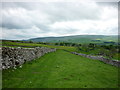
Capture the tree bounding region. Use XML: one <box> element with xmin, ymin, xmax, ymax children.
<box><xmin>29</xmin><ymin>40</ymin><xmax>33</xmax><ymax>43</ymax></box>
<box><xmin>55</xmin><ymin>43</ymin><xmax>59</xmax><ymax>46</ymax></box>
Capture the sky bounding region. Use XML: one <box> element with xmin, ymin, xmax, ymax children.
<box><xmin>0</xmin><ymin>1</ymin><xmax>118</xmax><ymax>40</ymax></box>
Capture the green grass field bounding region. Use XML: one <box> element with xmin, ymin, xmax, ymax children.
<box><xmin>76</xmin><ymin>48</ymin><xmax>120</xmax><ymax>60</ymax></box>
<box><xmin>2</xmin><ymin>41</ymin><xmax>77</xmax><ymax>52</ymax></box>
<box><xmin>2</xmin><ymin>50</ymin><xmax>118</xmax><ymax>88</ymax></box>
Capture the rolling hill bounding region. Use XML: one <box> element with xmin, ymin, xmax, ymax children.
<box><xmin>27</xmin><ymin>35</ymin><xmax>118</xmax><ymax>44</ymax></box>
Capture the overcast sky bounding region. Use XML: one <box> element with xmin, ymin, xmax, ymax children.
<box><xmin>0</xmin><ymin>1</ymin><xmax>118</xmax><ymax>40</ymax></box>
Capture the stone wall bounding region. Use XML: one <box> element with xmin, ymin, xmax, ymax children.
<box><xmin>71</xmin><ymin>52</ymin><xmax>120</xmax><ymax>67</ymax></box>
<box><xmin>0</xmin><ymin>47</ymin><xmax>56</xmax><ymax>70</ymax></box>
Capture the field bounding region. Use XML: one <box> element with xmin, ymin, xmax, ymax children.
<box><xmin>1</xmin><ymin>1</ymin><xmax>119</xmax><ymax>89</ymax></box>
<box><xmin>2</xmin><ymin>50</ymin><xmax>118</xmax><ymax>88</ymax></box>
<box><xmin>76</xmin><ymin>46</ymin><xmax>120</xmax><ymax>60</ymax></box>
<box><xmin>2</xmin><ymin>40</ymin><xmax>119</xmax><ymax>88</ymax></box>
<box><xmin>2</xmin><ymin>41</ymin><xmax>77</xmax><ymax>52</ymax></box>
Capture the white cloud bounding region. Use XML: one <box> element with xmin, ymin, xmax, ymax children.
<box><xmin>0</xmin><ymin>1</ymin><xmax>118</xmax><ymax>40</ymax></box>
<box><xmin>49</xmin><ymin>19</ymin><xmax>118</xmax><ymax>35</ymax></box>
<box><xmin>101</xmin><ymin>6</ymin><xmax>118</xmax><ymax>20</ymax></box>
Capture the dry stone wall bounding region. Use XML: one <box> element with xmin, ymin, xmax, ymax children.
<box><xmin>72</xmin><ymin>52</ymin><xmax>120</xmax><ymax>67</ymax></box>
<box><xmin>0</xmin><ymin>47</ymin><xmax>56</xmax><ymax>70</ymax></box>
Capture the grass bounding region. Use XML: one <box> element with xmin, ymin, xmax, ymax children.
<box><xmin>2</xmin><ymin>41</ymin><xmax>120</xmax><ymax>60</ymax></box>
<box><xmin>76</xmin><ymin>48</ymin><xmax>120</xmax><ymax>60</ymax></box>
<box><xmin>2</xmin><ymin>41</ymin><xmax>77</xmax><ymax>52</ymax></box>
<box><xmin>2</xmin><ymin>50</ymin><xmax>118</xmax><ymax>88</ymax></box>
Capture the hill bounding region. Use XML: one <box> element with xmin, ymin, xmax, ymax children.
<box><xmin>27</xmin><ymin>35</ymin><xmax>118</xmax><ymax>44</ymax></box>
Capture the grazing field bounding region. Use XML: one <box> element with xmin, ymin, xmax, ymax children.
<box><xmin>2</xmin><ymin>50</ymin><xmax>118</xmax><ymax>88</ymax></box>
<box><xmin>76</xmin><ymin>47</ymin><xmax>120</xmax><ymax>60</ymax></box>
<box><xmin>2</xmin><ymin>41</ymin><xmax>77</xmax><ymax>52</ymax></box>
<box><xmin>1</xmin><ymin>1</ymin><xmax>119</xmax><ymax>89</ymax></box>
<box><xmin>2</xmin><ymin>40</ymin><xmax>120</xmax><ymax>60</ymax></box>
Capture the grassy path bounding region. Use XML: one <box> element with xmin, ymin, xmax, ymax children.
<box><xmin>2</xmin><ymin>50</ymin><xmax>118</xmax><ymax>88</ymax></box>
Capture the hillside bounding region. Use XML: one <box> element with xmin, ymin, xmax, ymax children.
<box><xmin>27</xmin><ymin>35</ymin><xmax>118</xmax><ymax>44</ymax></box>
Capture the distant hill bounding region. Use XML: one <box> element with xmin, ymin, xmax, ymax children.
<box><xmin>27</xmin><ymin>35</ymin><xmax>118</xmax><ymax>44</ymax></box>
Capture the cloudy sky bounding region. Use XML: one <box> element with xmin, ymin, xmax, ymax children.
<box><xmin>0</xmin><ymin>1</ymin><xmax>118</xmax><ymax>40</ymax></box>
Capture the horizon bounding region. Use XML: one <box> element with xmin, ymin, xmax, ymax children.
<box><xmin>0</xmin><ymin>1</ymin><xmax>118</xmax><ymax>40</ymax></box>
<box><xmin>1</xmin><ymin>34</ymin><xmax>118</xmax><ymax>40</ymax></box>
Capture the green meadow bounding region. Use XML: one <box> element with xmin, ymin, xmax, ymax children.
<box><xmin>2</xmin><ymin>50</ymin><xmax>118</xmax><ymax>88</ymax></box>
<box><xmin>2</xmin><ymin>41</ymin><xmax>77</xmax><ymax>52</ymax></box>
<box><xmin>2</xmin><ymin>40</ymin><xmax>119</xmax><ymax>88</ymax></box>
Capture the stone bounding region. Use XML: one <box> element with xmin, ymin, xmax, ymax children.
<box><xmin>71</xmin><ymin>52</ymin><xmax>120</xmax><ymax>67</ymax></box>
<box><xmin>1</xmin><ymin>47</ymin><xmax>56</xmax><ymax>70</ymax></box>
